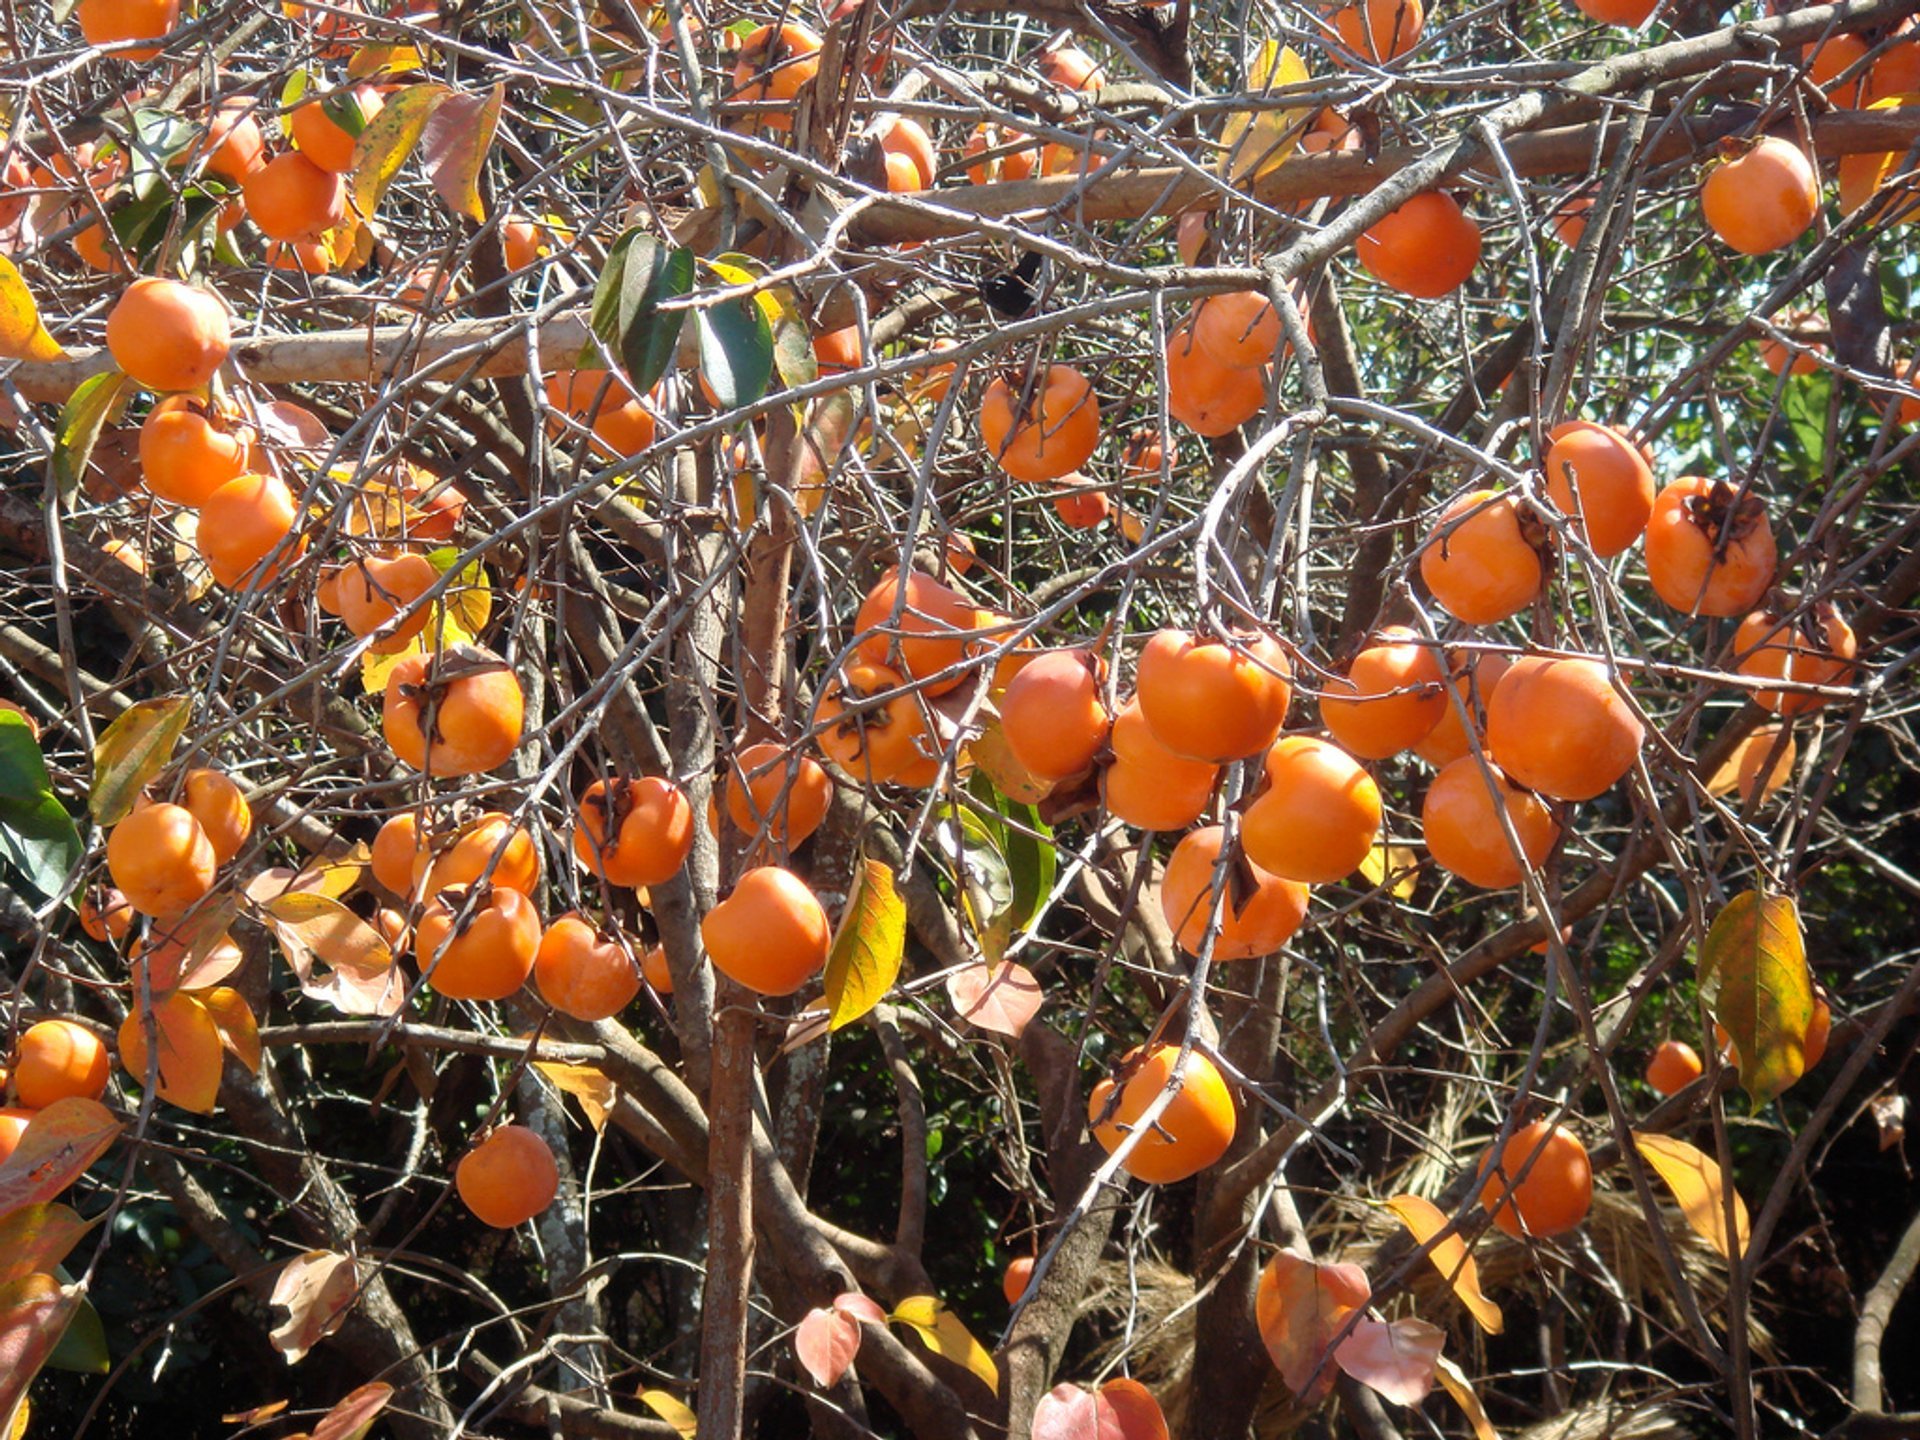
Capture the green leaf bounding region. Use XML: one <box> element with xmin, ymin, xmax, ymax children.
<box><xmin>1697</xmin><ymin>891</ymin><xmax>1814</xmax><ymax>1105</ymax></box>
<box><xmin>279</xmin><ymin>68</ymin><xmax>315</xmax><ymax>110</ymax></box>
<box><xmin>591</xmin><ymin>231</ymin><xmax>694</xmax><ymax>393</ymax></box>
<box><xmin>89</xmin><ymin>695</ymin><xmax>191</xmax><ymax>826</ymax></box>
<box><xmin>696</xmin><ymin>289</ymin><xmax>775</xmax><ymax>411</ymax></box>
<box><xmin>43</xmin><ymin>1284</ymin><xmax>107</xmax><ymax>1375</ymax></box>
<box><xmin>1779</xmin><ymin>371</ymin><xmax>1830</xmax><ymax>472</ymax></box>
<box><xmin>320</xmin><ymin>87</ymin><xmax>374</xmax><ymax>139</ymax></box>
<box><xmin>823</xmin><ymin>858</ymin><xmax>907</xmax><ymax>1031</ymax></box>
<box><xmin>935</xmin><ymin>800</ymin><xmax>1013</xmax><ymax>929</ymax></box>
<box><xmin>0</xmin><ymin>714</ymin><xmax>82</xmax><ymax>900</ymax></box>
<box><xmin>125</xmin><ymin>108</ymin><xmax>200</xmax><ymax>200</ymax></box>
<box><xmin>974</xmin><ymin>776</ymin><xmax>1054</xmax><ymax>932</ymax></box>
<box><xmin>350</xmin><ymin>82</ymin><xmax>451</xmax><ymax>219</ymax></box>
<box><xmin>52</xmin><ymin>372</ymin><xmax>130</xmax><ymax>501</ymax></box>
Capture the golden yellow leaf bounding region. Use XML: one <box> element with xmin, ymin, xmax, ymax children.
<box><xmin>637</xmin><ymin>1390</ymin><xmax>697</xmax><ymax>1437</ymax></box>
<box><xmin>534</xmin><ymin>1061</ymin><xmax>618</xmax><ymax>1132</ymax></box>
<box><xmin>359</xmin><ymin>598</ymin><xmax>480</xmax><ymax>694</ymax></box>
<box><xmin>1632</xmin><ymin>1131</ymin><xmax>1750</xmax><ymax>1259</ymax></box>
<box><xmin>889</xmin><ymin>1295</ymin><xmax>999</xmax><ymax>1393</ymax></box>
<box><xmin>1697</xmin><ymin>891</ymin><xmax>1813</xmax><ymax>1104</ymax></box>
<box><xmin>200</xmin><ymin>987</ymin><xmax>263</xmax><ymax>1074</ymax></box>
<box><xmin>0</xmin><ymin>254</ymin><xmax>63</xmax><ymax>362</ymax></box>
<box><xmin>1357</xmin><ymin>843</ymin><xmax>1420</xmax><ymax>900</ymax></box>
<box><xmin>1433</xmin><ymin>1355</ymin><xmax>1498</xmax><ymax>1440</ymax></box>
<box><xmin>824</xmin><ymin>858</ymin><xmax>906</xmax><ymax>1032</ymax></box>
<box><xmin>1219</xmin><ymin>43</ymin><xmax>1311</xmax><ymax>184</ymax></box>
<box><xmin>118</xmin><ymin>992</ymin><xmax>225</xmax><ymax>1113</ymax></box>
<box><xmin>965</xmin><ymin>720</ymin><xmax>1053</xmax><ymax>807</ymax></box>
<box><xmin>8</xmin><ymin>1395</ymin><xmax>28</xmax><ymax>1440</ymax></box>
<box><xmin>1381</xmin><ymin>1194</ymin><xmax>1503</xmax><ymax>1335</ymax></box>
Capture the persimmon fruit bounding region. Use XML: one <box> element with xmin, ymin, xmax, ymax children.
<box><xmin>1191</xmin><ymin>291</ymin><xmax>1283</xmax><ymax>370</ymax></box>
<box><xmin>371</xmin><ymin>812</ymin><xmax>429</xmax><ymax>897</ymax></box>
<box><xmin>181</xmin><ymin>767</ymin><xmax>251</xmax><ymax>866</ymax></box>
<box><xmin>335</xmin><ymin>551</ymin><xmax>439</xmax><ymax>653</ymax></box>
<box><xmin>854</xmin><ymin>569</ymin><xmax>977</xmax><ymax>695</ymax></box>
<box><xmin>1102</xmin><ymin>699</ymin><xmax>1219</xmax><ymax>831</ymax></box>
<box><xmin>413</xmin><ymin>885</ymin><xmax>542</xmax><ymax>1001</ymax></box>
<box><xmin>1166</xmin><ymin>324</ymin><xmax>1267</xmax><ymax>437</ymax></box>
<box><xmin>1479</xmin><ymin>1120</ymin><xmax>1593</xmax><ymax>1239</ymax></box>
<box><xmin>242</xmin><ymin>150</ymin><xmax>347</xmax><ymax>242</ymax></box>
<box><xmin>1240</xmin><ymin>735</ymin><xmax>1382</xmax><ymax>884</ymax></box>
<box><xmin>1420</xmin><ymin>490</ymin><xmax>1544</xmax><ymax>625</ymax></box>
<box><xmin>289</xmin><ymin>85</ymin><xmax>382</xmax><ymax>173</ymax></box>
<box><xmin>1543</xmin><ymin>420</ymin><xmax>1656</xmax><ymax>558</ymax></box>
<box><xmin>534</xmin><ymin>914</ymin><xmax>641</xmax><ymax>1022</ymax></box>
<box><xmin>1645</xmin><ymin>1040</ymin><xmax>1703</xmax><ymax>1097</ymax></box>
<box><xmin>107</xmin><ymin>802</ymin><xmax>217</xmax><ymax>917</ymax></box>
<box><xmin>1135</xmin><ymin>628</ymin><xmax>1292</xmax><ymax>764</ymax></box>
<box><xmin>980</xmin><ymin>366</ymin><xmax>1101</xmax><ymax>483</ymax></box>
<box><xmin>198</xmin><ymin>473</ymin><xmax>304</xmax><ymax>589</ymax></box>
<box><xmin>1700</xmin><ymin>137</ymin><xmax>1818</xmax><ymax>256</ymax></box>
<box><xmin>106</xmin><ymin>279</ymin><xmax>231</xmax><ymax>394</ymax></box>
<box><xmin>76</xmin><ymin>0</ymin><xmax>180</xmax><ymax>59</ymax></box>
<box><xmin>701</xmin><ymin>866</ymin><xmax>831</xmax><ymax>996</ymax></box>
<box><xmin>1485</xmin><ymin>655</ymin><xmax>1644</xmax><ymax>801</ymax></box>
<box><xmin>1734</xmin><ymin>606</ymin><xmax>1856</xmax><ymax>716</ymax></box>
<box><xmin>1644</xmin><ymin>476</ymin><xmax>1777</xmax><ymax>617</ymax></box>
<box><xmin>1329</xmin><ymin>0</ymin><xmax>1424</xmax><ymax>63</ymax></box>
<box><xmin>13</xmin><ymin>1020</ymin><xmax>112</xmax><ymax>1108</ymax></box>
<box><xmin>456</xmin><ymin>1124</ymin><xmax>559</xmax><ymax>1228</ymax></box>
<box><xmin>1088</xmin><ymin>1043</ymin><xmax>1236</xmax><ymax>1184</ymax></box>
<box><xmin>1413</xmin><ymin>651</ymin><xmax>1511</xmax><ymax>768</ymax></box>
<box><xmin>1356</xmin><ymin>191</ymin><xmax>1481</xmax><ymax>299</ymax></box>
<box><xmin>139</xmin><ymin>396</ymin><xmax>257</xmax><ymax>507</ymax></box>
<box><xmin>573</xmin><ymin>777</ymin><xmax>694</xmax><ymax>889</ymax></box>
<box><xmin>720</xmin><ymin>741</ymin><xmax>833</xmax><ymax>849</ymax></box>
<box><xmin>1000</xmin><ymin>649</ymin><xmax>1110</xmax><ymax>781</ymax></box>
<box><xmin>382</xmin><ymin>650</ymin><xmax>525</xmax><ymax>776</ymax></box>
<box><xmin>417</xmin><ymin>812</ymin><xmax>541</xmax><ymax>898</ymax></box>
<box><xmin>1320</xmin><ymin>627</ymin><xmax>1447</xmax><ymax>760</ymax></box>
<box><xmin>1422</xmin><ymin>757</ymin><xmax>1560</xmax><ymax>889</ymax></box>
<box><xmin>1003</xmin><ymin>1256</ymin><xmax>1035</xmax><ymax>1305</ymax></box>
<box><xmin>1159</xmin><ymin>824</ymin><xmax>1308</xmax><ymax>960</ymax></box>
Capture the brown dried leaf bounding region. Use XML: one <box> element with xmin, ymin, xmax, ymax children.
<box><xmin>269</xmin><ymin>1251</ymin><xmax>360</xmax><ymax>1364</ymax></box>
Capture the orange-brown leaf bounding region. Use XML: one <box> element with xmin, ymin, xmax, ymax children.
<box><xmin>1382</xmin><ymin>1193</ymin><xmax>1503</xmax><ymax>1334</ymax></box>
<box><xmin>0</xmin><ymin>1204</ymin><xmax>93</xmax><ymax>1287</ymax></box>
<box><xmin>200</xmin><ymin>987</ymin><xmax>263</xmax><ymax>1073</ymax></box>
<box><xmin>0</xmin><ymin>1098</ymin><xmax>122</xmax><ymax>1220</ymax></box>
<box><xmin>1632</xmin><ymin>1131</ymin><xmax>1750</xmax><ymax>1258</ymax></box>
<box><xmin>118</xmin><ymin>991</ymin><xmax>225</xmax><ymax>1113</ymax></box>
<box><xmin>1254</xmin><ymin>1251</ymin><xmax>1371</xmax><ymax>1402</ymax></box>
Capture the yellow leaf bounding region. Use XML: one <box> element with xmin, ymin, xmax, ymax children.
<box><xmin>350</xmin><ymin>83</ymin><xmax>450</xmax><ymax>217</ymax></box>
<box><xmin>90</xmin><ymin>695</ymin><xmax>191</xmax><ymax>825</ymax></box>
<box><xmin>0</xmin><ymin>254</ymin><xmax>63</xmax><ymax>362</ymax></box>
<box><xmin>118</xmin><ymin>991</ymin><xmax>225</xmax><ymax>1113</ymax></box>
<box><xmin>359</xmin><ymin>598</ymin><xmax>479</xmax><ymax>694</ymax></box>
<box><xmin>1381</xmin><ymin>1194</ymin><xmax>1503</xmax><ymax>1335</ymax></box>
<box><xmin>888</xmin><ymin>1295</ymin><xmax>998</xmax><ymax>1393</ymax></box>
<box><xmin>1632</xmin><ymin>1132</ymin><xmax>1750</xmax><ymax>1259</ymax></box>
<box><xmin>347</xmin><ymin>41</ymin><xmax>425</xmax><ymax>79</ymax></box>
<box><xmin>1357</xmin><ymin>843</ymin><xmax>1420</xmax><ymax>900</ymax></box>
<box><xmin>1838</xmin><ymin>96</ymin><xmax>1920</xmax><ymax>217</ymax></box>
<box><xmin>534</xmin><ymin>1061</ymin><xmax>618</xmax><ymax>1132</ymax></box>
<box><xmin>1696</xmin><ymin>891</ymin><xmax>1813</xmax><ymax>1104</ymax></box>
<box><xmin>200</xmin><ymin>987</ymin><xmax>263</xmax><ymax>1073</ymax></box>
<box><xmin>637</xmin><ymin>1390</ymin><xmax>696</xmax><ymax>1437</ymax></box>
<box><xmin>1219</xmin><ymin>43</ymin><xmax>1311</xmax><ymax>184</ymax></box>
<box><xmin>965</xmin><ymin>720</ymin><xmax>1053</xmax><ymax>806</ymax></box>
<box><xmin>1433</xmin><ymin>1355</ymin><xmax>1498</xmax><ymax>1440</ymax></box>
<box><xmin>823</xmin><ymin>858</ymin><xmax>906</xmax><ymax>1031</ymax></box>
<box><xmin>7</xmin><ymin>1395</ymin><xmax>28</xmax><ymax>1440</ymax></box>
<box><xmin>427</xmin><ymin>552</ymin><xmax>492</xmax><ymax>640</ymax></box>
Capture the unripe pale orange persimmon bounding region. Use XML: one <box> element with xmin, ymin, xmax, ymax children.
<box><xmin>641</xmin><ymin>944</ymin><xmax>673</xmax><ymax>994</ymax></box>
<box><xmin>817</xmin><ymin>660</ymin><xmax>933</xmax><ymax>787</ymax></box>
<box><xmin>242</xmin><ymin>149</ymin><xmax>347</xmax><ymax>242</ymax></box>
<box><xmin>1240</xmin><ymin>735</ymin><xmax>1382</xmax><ymax>884</ymax></box>
<box><xmin>1645</xmin><ymin>1040</ymin><xmax>1703</xmax><ymax>1097</ymax></box>
<box><xmin>13</xmin><ymin>1020</ymin><xmax>112</xmax><ymax>1108</ymax></box>
<box><xmin>1413</xmin><ymin>651</ymin><xmax>1512</xmax><ymax>768</ymax></box>
<box><xmin>181</xmin><ymin>767</ymin><xmax>251</xmax><ymax>866</ymax></box>
<box><xmin>371</xmin><ymin>812</ymin><xmax>429</xmax><ymax>896</ymax></box>
<box><xmin>535</xmin><ymin>913</ymin><xmax>641</xmax><ymax>1021</ymax></box>
<box><xmin>76</xmin><ymin>0</ymin><xmax>180</xmax><ymax>59</ymax></box>
<box><xmin>879</xmin><ymin>117</ymin><xmax>938</xmax><ymax>190</ymax></box>
<box><xmin>1166</xmin><ymin>324</ymin><xmax>1267</xmax><ymax>437</ymax></box>
<box><xmin>288</xmin><ymin>84</ymin><xmax>382</xmax><ymax>173</ymax></box>
<box><xmin>336</xmin><ymin>551</ymin><xmax>439</xmax><ymax>654</ymax></box>
<box><xmin>573</xmin><ymin>777</ymin><xmax>693</xmax><ymax>889</ymax></box>
<box><xmin>720</xmin><ymin>741</ymin><xmax>832</xmax><ymax>849</ymax></box>
<box><xmin>999</xmin><ymin>648</ymin><xmax>1110</xmax><ymax>781</ymax></box>
<box><xmin>980</xmin><ymin>366</ymin><xmax>1101</xmax><ymax>483</ymax></box>
<box><xmin>139</xmin><ymin>396</ymin><xmax>257</xmax><ymax>506</ymax></box>
<box><xmin>1420</xmin><ymin>490</ymin><xmax>1544</xmax><ymax>625</ymax></box>
<box><xmin>382</xmin><ymin>650</ymin><xmax>525</xmax><ymax>776</ymax></box>
<box><xmin>964</xmin><ymin>123</ymin><xmax>1039</xmax><ymax>184</ymax></box>
<box><xmin>1644</xmin><ymin>476</ymin><xmax>1776</xmax><ymax>617</ymax></box>
<box><xmin>108</xmin><ymin>802</ymin><xmax>217</xmax><ymax>917</ymax></box>
<box><xmin>106</xmin><ymin>278</ymin><xmax>231</xmax><ymax>393</ymax></box>
<box><xmin>1052</xmin><ymin>487</ymin><xmax>1111</xmax><ymax>529</ymax></box>
<box><xmin>1191</xmin><ymin>291</ymin><xmax>1283</xmax><ymax>370</ymax></box>
<box><xmin>414</xmin><ymin>885</ymin><xmax>542</xmax><ymax>1001</ymax></box>
<box><xmin>855</xmin><ymin>569</ymin><xmax>978</xmax><ymax>695</ymax></box>
<box><xmin>456</xmin><ymin>1123</ymin><xmax>559</xmax><ymax>1227</ymax></box>
<box><xmin>1485</xmin><ymin>655</ymin><xmax>1644</xmax><ymax>801</ymax></box>
<box><xmin>1422</xmin><ymin>757</ymin><xmax>1560</xmax><ymax>889</ymax></box>
<box><xmin>701</xmin><ymin>866</ymin><xmax>830</xmax><ymax>996</ymax></box>
<box><xmin>201</xmin><ymin>98</ymin><xmax>267</xmax><ymax>183</ymax></box>
<box><xmin>1102</xmin><ymin>699</ymin><xmax>1219</xmax><ymax>831</ymax></box>
<box><xmin>416</xmin><ymin>812</ymin><xmax>541</xmax><ymax>898</ymax></box>
<box><xmin>1701</xmin><ymin>137</ymin><xmax>1818</xmax><ymax>256</ymax></box>
<box><xmin>1036</xmin><ymin>45</ymin><xmax>1101</xmax><ymax>89</ymax></box>
<box><xmin>1134</xmin><ymin>629</ymin><xmax>1293</xmax><ymax>764</ymax></box>
<box><xmin>1479</xmin><ymin>1120</ymin><xmax>1593</xmax><ymax>1239</ymax></box>
<box><xmin>1356</xmin><ymin>191</ymin><xmax>1481</xmax><ymax>299</ymax></box>
<box><xmin>1159</xmin><ymin>825</ymin><xmax>1308</xmax><ymax>960</ymax></box>
<box><xmin>198</xmin><ymin>473</ymin><xmax>304</xmax><ymax>589</ymax></box>
<box><xmin>1329</xmin><ymin>0</ymin><xmax>1424</xmax><ymax>63</ymax></box>
<box><xmin>1733</xmin><ymin>606</ymin><xmax>1857</xmax><ymax>716</ymax></box>
<box><xmin>1543</xmin><ymin>420</ymin><xmax>1657</xmax><ymax>558</ymax></box>
<box><xmin>1088</xmin><ymin>1043</ymin><xmax>1236</xmax><ymax>1184</ymax></box>
<box><xmin>1320</xmin><ymin>627</ymin><xmax>1447</xmax><ymax>760</ymax></box>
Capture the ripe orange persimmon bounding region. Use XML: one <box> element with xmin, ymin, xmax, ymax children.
<box><xmin>1135</xmin><ymin>629</ymin><xmax>1292</xmax><ymax>763</ymax></box>
<box><xmin>336</xmin><ymin>551</ymin><xmax>438</xmax><ymax>653</ymax></box>
<box><xmin>1088</xmin><ymin>1043</ymin><xmax>1235</xmax><ymax>1184</ymax></box>
<box><xmin>1413</xmin><ymin>651</ymin><xmax>1512</xmax><ymax>768</ymax></box>
<box><xmin>456</xmin><ymin>1124</ymin><xmax>559</xmax><ymax>1227</ymax></box>
<box><xmin>732</xmin><ymin>22</ymin><xmax>823</xmax><ymax>128</ymax></box>
<box><xmin>1866</xmin><ymin>26</ymin><xmax>1920</xmax><ymax>103</ymax></box>
<box><xmin>535</xmin><ymin>914</ymin><xmax>641</xmax><ymax>1021</ymax></box>
<box><xmin>1241</xmin><ymin>735</ymin><xmax>1382</xmax><ymax>884</ymax></box>
<box><xmin>80</xmin><ymin>886</ymin><xmax>135</xmax><ymax>943</ymax></box>
<box><xmin>1645</xmin><ymin>1040</ymin><xmax>1703</xmax><ymax>1096</ymax></box>
<box><xmin>1485</xmin><ymin>655</ymin><xmax>1645</xmax><ymax>801</ymax></box>
<box><xmin>1573</xmin><ymin>0</ymin><xmax>1657</xmax><ymax>24</ymax></box>
<box><xmin>1544</xmin><ymin>420</ymin><xmax>1656</xmax><ymax>558</ymax></box>
<box><xmin>1000</xmin><ymin>649</ymin><xmax>1110</xmax><ymax>781</ymax></box>
<box><xmin>198</xmin><ymin>472</ymin><xmax>304</xmax><ymax>589</ymax></box>
<box><xmin>1191</xmin><ymin>291</ymin><xmax>1282</xmax><ymax>370</ymax></box>
<box><xmin>108</xmin><ymin>802</ymin><xmax>218</xmax><ymax>917</ymax></box>
<box><xmin>879</xmin><ymin>117</ymin><xmax>937</xmax><ymax>190</ymax></box>
<box><xmin>1701</xmin><ymin>137</ymin><xmax>1819</xmax><ymax>256</ymax></box>
<box><xmin>1320</xmin><ymin>627</ymin><xmax>1447</xmax><ymax>760</ymax></box>
<box><xmin>180</xmin><ymin>767</ymin><xmax>251</xmax><ymax>866</ymax></box>
<box><xmin>139</xmin><ymin>396</ymin><xmax>257</xmax><ymax>507</ymax></box>
<box><xmin>980</xmin><ymin>366</ymin><xmax>1101</xmax><ymax>483</ymax></box>
<box><xmin>1037</xmin><ymin>46</ymin><xmax>1101</xmax><ymax>89</ymax></box>
<box><xmin>817</xmin><ymin>660</ymin><xmax>932</xmax><ymax>786</ymax></box>
<box><xmin>720</xmin><ymin>741</ymin><xmax>832</xmax><ymax>849</ymax></box>
<box><xmin>1166</xmin><ymin>324</ymin><xmax>1267</xmax><ymax>437</ymax></box>
<box><xmin>242</xmin><ymin>150</ymin><xmax>347</xmax><ymax>242</ymax></box>
<box><xmin>383</xmin><ymin>650</ymin><xmax>525</xmax><ymax>776</ymax></box>
<box><xmin>573</xmin><ymin>777</ymin><xmax>693</xmax><ymax>889</ymax></box>
<box><xmin>106</xmin><ymin>278</ymin><xmax>231</xmax><ymax>393</ymax></box>
<box><xmin>201</xmin><ymin>98</ymin><xmax>266</xmax><ymax>182</ymax></box>
<box><xmin>641</xmin><ymin>944</ymin><xmax>673</xmax><ymax>994</ymax></box>
<box><xmin>812</xmin><ymin>326</ymin><xmax>863</xmax><ymax>377</ymax></box>
<box><xmin>0</xmin><ymin>1108</ymin><xmax>37</xmax><ymax>1165</ymax></box>
<box><xmin>1003</xmin><ymin>1256</ymin><xmax>1035</xmax><ymax>1305</ymax></box>
<box><xmin>854</xmin><ymin>568</ymin><xmax>978</xmax><ymax>695</ymax></box>
<box><xmin>1644</xmin><ymin>476</ymin><xmax>1777</xmax><ymax>617</ymax></box>
<box><xmin>1804</xmin><ymin>33</ymin><xmax>1870</xmax><ymax>100</ymax></box>
<box><xmin>371</xmin><ymin>812</ymin><xmax>429</xmax><ymax>896</ymax></box>
<box><xmin>1479</xmin><ymin>1120</ymin><xmax>1593</xmax><ymax>1239</ymax></box>
<box><xmin>13</xmin><ymin>1020</ymin><xmax>112</xmax><ymax>1108</ymax></box>
<box><xmin>76</xmin><ymin>0</ymin><xmax>180</xmax><ymax>58</ymax></box>
<box><xmin>1159</xmin><ymin>825</ymin><xmax>1308</xmax><ymax>960</ymax></box>
<box><xmin>1733</xmin><ymin>606</ymin><xmax>1857</xmax><ymax>716</ymax></box>
<box><xmin>1356</xmin><ymin>191</ymin><xmax>1481</xmax><ymax>299</ymax></box>
<box><xmin>416</xmin><ymin>812</ymin><xmax>540</xmax><ymax>898</ymax></box>
<box><xmin>964</xmin><ymin>123</ymin><xmax>1039</xmax><ymax>184</ymax></box>
<box><xmin>1758</xmin><ymin>314</ymin><xmax>1825</xmax><ymax>377</ymax></box>
<box><xmin>414</xmin><ymin>885</ymin><xmax>542</xmax><ymax>1001</ymax></box>
<box><xmin>1102</xmin><ymin>699</ymin><xmax>1219</xmax><ymax>831</ymax></box>
<box><xmin>1422</xmin><ymin>757</ymin><xmax>1560</xmax><ymax>889</ymax></box>
<box><xmin>701</xmin><ymin>866</ymin><xmax>830</xmax><ymax>996</ymax></box>
<box><xmin>1329</xmin><ymin>0</ymin><xmax>1424</xmax><ymax>63</ymax></box>
<box><xmin>1052</xmin><ymin>488</ymin><xmax>1111</xmax><ymax>528</ymax></box>
<box><xmin>1420</xmin><ymin>490</ymin><xmax>1544</xmax><ymax>625</ymax></box>
<box><xmin>289</xmin><ymin>85</ymin><xmax>382</xmax><ymax>173</ymax></box>
<box><xmin>545</xmin><ymin>370</ymin><xmax>657</xmax><ymax>457</ymax></box>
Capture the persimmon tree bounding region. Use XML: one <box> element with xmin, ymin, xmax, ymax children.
<box><xmin>1</xmin><ymin>0</ymin><xmax>1919</xmax><ymax>1437</ymax></box>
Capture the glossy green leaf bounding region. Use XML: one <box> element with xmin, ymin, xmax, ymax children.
<box><xmin>1697</xmin><ymin>890</ymin><xmax>1814</xmax><ymax>1105</ymax></box>
<box><xmin>89</xmin><ymin>695</ymin><xmax>190</xmax><ymax>825</ymax></box>
<box><xmin>0</xmin><ymin>714</ymin><xmax>82</xmax><ymax>899</ymax></box>
<box><xmin>592</xmin><ymin>230</ymin><xmax>694</xmax><ymax>393</ymax></box>
<box><xmin>824</xmin><ymin>858</ymin><xmax>906</xmax><ymax>1031</ymax></box>
<box><xmin>52</xmin><ymin>371</ymin><xmax>130</xmax><ymax>501</ymax></box>
<box><xmin>695</xmin><ymin>289</ymin><xmax>774</xmax><ymax>410</ymax></box>
<box><xmin>43</xmin><ymin>1283</ymin><xmax>107</xmax><ymax>1375</ymax></box>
